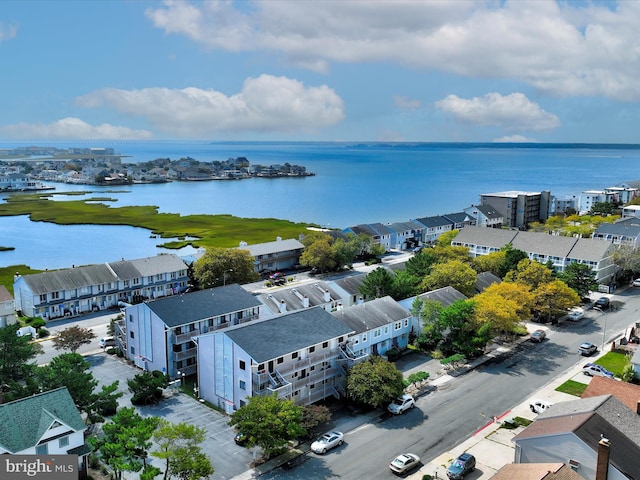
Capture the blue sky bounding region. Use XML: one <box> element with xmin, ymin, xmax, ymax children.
<box><xmin>1</xmin><ymin>0</ymin><xmax>639</xmax><ymax>143</ymax></box>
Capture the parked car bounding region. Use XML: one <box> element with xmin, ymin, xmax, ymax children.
<box><xmin>234</xmin><ymin>431</ymin><xmax>247</xmax><ymax>446</ymax></box>
<box><xmin>389</xmin><ymin>453</ymin><xmax>421</xmax><ymax>474</ymax></box>
<box><xmin>633</xmin><ymin>279</ymin><xmax>640</xmax><ymax>287</ymax></box>
<box><xmin>567</xmin><ymin>307</ymin><xmax>585</xmax><ymax>322</ymax></box>
<box><xmin>310</xmin><ymin>431</ymin><xmax>344</xmax><ymax>454</ymax></box>
<box><xmin>99</xmin><ymin>337</ymin><xmax>116</xmax><ymax>348</ymax></box>
<box><xmin>387</xmin><ymin>394</ymin><xmax>415</xmax><ymax>414</ymax></box>
<box><xmin>530</xmin><ymin>329</ymin><xmax>546</xmax><ymax>343</ymax></box>
<box><xmin>579</xmin><ymin>342</ymin><xmax>598</xmax><ymax>356</ymax></box>
<box><xmin>446</xmin><ymin>452</ymin><xmax>476</xmax><ymax>479</ymax></box>
<box><xmin>594</xmin><ymin>297</ymin><xmax>610</xmax><ymax>310</ymax></box>
<box><xmin>582</xmin><ymin>363</ymin><xmax>614</xmax><ymax>378</ymax></box>
<box><xmin>529</xmin><ymin>399</ymin><xmax>553</xmax><ymax>414</ymax></box>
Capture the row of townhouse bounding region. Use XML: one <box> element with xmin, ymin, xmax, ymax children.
<box><xmin>592</xmin><ymin>217</ymin><xmax>640</xmax><ymax>247</ymax></box>
<box><xmin>344</xmin><ymin>203</ymin><xmax>505</xmax><ymax>251</ymax></box>
<box><xmin>117</xmin><ymin>277</ymin><xmax>415</xmax><ymax>413</ymax></box>
<box><xmin>13</xmin><ymin>254</ymin><xmax>189</xmax><ymax>319</ymax></box>
<box><xmin>451</xmin><ymin>226</ymin><xmax>616</xmax><ymax>284</ymax></box>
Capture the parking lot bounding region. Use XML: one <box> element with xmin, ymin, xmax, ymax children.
<box><xmin>86</xmin><ymin>353</ymin><xmax>254</xmax><ymax>480</ymax></box>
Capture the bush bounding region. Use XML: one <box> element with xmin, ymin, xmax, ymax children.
<box><xmin>38</xmin><ymin>328</ymin><xmax>50</xmax><ymax>338</ymax></box>
<box><xmin>28</xmin><ymin>317</ymin><xmax>46</xmax><ymax>329</ymax></box>
<box><xmin>385</xmin><ymin>348</ymin><xmax>401</xmax><ymax>361</ymax></box>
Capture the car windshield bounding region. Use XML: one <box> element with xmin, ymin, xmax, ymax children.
<box><xmin>316</xmin><ymin>436</ymin><xmax>329</xmax><ymax>444</ymax></box>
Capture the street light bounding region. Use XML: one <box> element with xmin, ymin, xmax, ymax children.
<box><xmin>594</xmin><ymin>306</ymin><xmax>609</xmax><ymax>351</ymax></box>
<box><xmin>223</xmin><ymin>269</ymin><xmax>233</xmax><ymax>286</ymax></box>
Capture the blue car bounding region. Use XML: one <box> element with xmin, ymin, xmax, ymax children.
<box><xmin>446</xmin><ymin>452</ymin><xmax>476</xmax><ymax>479</ymax></box>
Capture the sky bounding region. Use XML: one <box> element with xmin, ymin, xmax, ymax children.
<box><xmin>1</xmin><ymin>0</ymin><xmax>640</xmax><ymax>143</ymax></box>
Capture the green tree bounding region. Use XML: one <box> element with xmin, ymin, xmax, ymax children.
<box><xmin>333</xmin><ymin>237</ymin><xmax>358</xmax><ymax>269</ymax></box>
<box><xmin>0</xmin><ymin>323</ymin><xmax>43</xmax><ymax>386</ymax></box>
<box><xmin>228</xmin><ymin>394</ymin><xmax>306</xmax><ymax>458</ymax></box>
<box><xmin>558</xmin><ymin>262</ymin><xmax>598</xmax><ymax>297</ymax></box>
<box><xmin>89</xmin><ymin>407</ymin><xmax>160</xmax><ymax>480</ymax></box>
<box><xmin>473</xmin><ymin>291</ymin><xmax>521</xmax><ymax>336</ymax></box>
<box><xmin>300</xmin><ymin>236</ymin><xmax>337</xmax><ymax>273</ymax></box>
<box><xmin>151</xmin><ymin>420</ymin><xmax>214</xmax><ymax>480</ymax></box>
<box><xmin>612</xmin><ymin>245</ymin><xmax>640</xmax><ymax>279</ymax></box>
<box><xmin>505</xmin><ymin>259</ymin><xmax>554</xmax><ymax>289</ymax></box>
<box><xmin>498</xmin><ymin>244</ymin><xmax>528</xmax><ymax>278</ymax></box>
<box><xmin>359</xmin><ymin>267</ymin><xmax>395</xmax><ymax>298</ymax></box>
<box><xmin>439</xmin><ymin>300</ymin><xmax>488</xmax><ymax>357</ymax></box>
<box><xmin>300</xmin><ymin>404</ymin><xmax>332</xmax><ymax>438</ymax></box>
<box><xmin>35</xmin><ymin>353</ymin><xmax>122</xmax><ymax>423</ymax></box>
<box><xmin>411</xmin><ymin>297</ymin><xmax>444</xmax><ymax>351</ymax></box>
<box><xmin>192</xmin><ymin>247</ymin><xmax>259</xmax><ymax>288</ymax></box>
<box><xmin>472</xmin><ymin>250</ymin><xmax>506</xmax><ymax>277</ymax></box>
<box><xmin>533</xmin><ymin>279</ymin><xmax>581</xmax><ymax>322</ymax></box>
<box><xmin>346</xmin><ymin>356</ymin><xmax>404</xmax><ymax>408</ymax></box>
<box><xmin>391</xmin><ymin>269</ymin><xmax>418</xmax><ymax>300</ymax></box>
<box><xmin>52</xmin><ymin>325</ymin><xmax>97</xmax><ymax>353</ymax></box>
<box><xmin>128</xmin><ymin>370</ymin><xmax>169</xmax><ymax>405</ymax></box>
<box><xmin>590</xmin><ymin>201</ymin><xmax>618</xmax><ymax>216</ymax></box>
<box><xmin>434</xmin><ymin>229</ymin><xmax>459</xmax><ymax>247</ymax></box>
<box><xmin>421</xmin><ymin>259</ymin><xmax>477</xmax><ymax>296</ymax></box>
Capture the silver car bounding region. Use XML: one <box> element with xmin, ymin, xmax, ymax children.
<box><xmin>310</xmin><ymin>431</ymin><xmax>344</xmax><ymax>454</ymax></box>
<box><xmin>389</xmin><ymin>453</ymin><xmax>421</xmax><ymax>474</ymax></box>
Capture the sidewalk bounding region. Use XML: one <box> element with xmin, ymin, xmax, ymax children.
<box><xmin>406</xmin><ymin>348</ymin><xmax>605</xmax><ymax>480</ymax></box>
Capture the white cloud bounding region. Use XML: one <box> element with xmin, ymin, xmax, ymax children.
<box><xmin>0</xmin><ymin>118</ymin><xmax>153</xmax><ymax>140</ymax></box>
<box><xmin>0</xmin><ymin>21</ymin><xmax>18</xmax><ymax>42</ymax></box>
<box><xmin>435</xmin><ymin>92</ymin><xmax>560</xmax><ymax>131</ymax></box>
<box><xmin>76</xmin><ymin>75</ymin><xmax>344</xmax><ymax>137</ymax></box>
<box><xmin>493</xmin><ymin>135</ymin><xmax>538</xmax><ymax>143</ymax></box>
<box><xmin>145</xmin><ymin>1</ymin><xmax>640</xmax><ymax>100</ymax></box>
<box><xmin>393</xmin><ymin>96</ymin><xmax>421</xmax><ymax>110</ymax></box>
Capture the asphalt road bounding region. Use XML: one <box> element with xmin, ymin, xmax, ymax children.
<box><xmin>258</xmin><ymin>287</ymin><xmax>640</xmax><ymax>480</ymax></box>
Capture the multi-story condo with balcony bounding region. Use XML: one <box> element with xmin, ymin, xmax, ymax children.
<box><xmin>236</xmin><ymin>236</ymin><xmax>305</xmax><ymax>274</ymax></box>
<box><xmin>117</xmin><ymin>284</ymin><xmax>262</xmax><ymax>378</ymax></box>
<box><xmin>479</xmin><ymin>190</ymin><xmax>551</xmax><ymax>229</ymax></box>
<box><xmin>196</xmin><ymin>307</ymin><xmax>356</xmax><ymax>414</ymax></box>
<box><xmin>13</xmin><ymin>254</ymin><xmax>189</xmax><ymax>319</ymax></box>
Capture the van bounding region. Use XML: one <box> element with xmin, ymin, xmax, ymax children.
<box><xmin>100</xmin><ymin>337</ymin><xmax>116</xmax><ymax>348</ymax></box>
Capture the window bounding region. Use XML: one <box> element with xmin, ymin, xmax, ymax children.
<box><xmin>239</xmin><ymin>380</ymin><xmax>246</xmax><ymax>390</ymax></box>
<box><xmin>384</xmin><ymin>326</ymin><xmax>389</xmax><ymax>334</ymax></box>
<box><xmin>373</xmin><ymin>329</ymin><xmax>381</xmax><ymax>338</ymax></box>
<box><xmin>322</xmin><ymin>342</ymin><xmax>328</xmax><ymax>349</ymax></box>
<box><xmin>404</xmin><ymin>319</ymin><xmax>409</xmax><ymax>327</ymax></box>
<box><xmin>36</xmin><ymin>444</ymin><xmax>48</xmax><ymax>454</ymax></box>
<box><xmin>130</xmin><ymin>346</ymin><xmax>135</xmax><ymax>355</ymax></box>
<box><xmin>130</xmin><ymin>331</ymin><xmax>135</xmax><ymax>339</ymax></box>
<box><xmin>39</xmin><ymin>294</ymin><xmax>47</xmax><ymax>303</ymax></box>
<box><xmin>362</xmin><ymin>333</ymin><xmax>367</xmax><ymax>343</ymax></box>
<box><xmin>129</xmin><ymin>314</ymin><xmax>133</xmax><ymax>322</ymax></box>
<box><xmin>292</xmin><ymin>352</ymin><xmax>298</xmax><ymax>360</ymax></box>
<box><xmin>277</xmin><ymin>357</ymin><xmax>284</xmax><ymax>364</ymax></box>
<box><xmin>394</xmin><ymin>321</ymin><xmax>402</xmax><ymax>330</ymax></box>
<box><xmin>239</xmin><ymin>360</ymin><xmax>246</xmax><ymax>370</ymax></box>
<box><xmin>309</xmin><ymin>346</ymin><xmax>315</xmax><ymax>353</ymax></box>
<box><xmin>59</xmin><ymin>436</ymin><xmax>69</xmax><ymax>448</ymax></box>
<box><xmin>51</xmin><ymin>291</ymin><xmax>60</xmax><ymax>300</ymax></box>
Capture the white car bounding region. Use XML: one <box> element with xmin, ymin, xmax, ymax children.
<box><xmin>389</xmin><ymin>453</ymin><xmax>421</xmax><ymax>474</ymax></box>
<box><xmin>567</xmin><ymin>307</ymin><xmax>585</xmax><ymax>322</ymax></box>
<box><xmin>529</xmin><ymin>399</ymin><xmax>553</xmax><ymax>414</ymax></box>
<box><xmin>310</xmin><ymin>431</ymin><xmax>344</xmax><ymax>454</ymax></box>
<box><xmin>633</xmin><ymin>279</ymin><xmax>640</xmax><ymax>287</ymax></box>
<box><xmin>387</xmin><ymin>394</ymin><xmax>415</xmax><ymax>414</ymax></box>
<box><xmin>582</xmin><ymin>363</ymin><xmax>614</xmax><ymax>378</ymax></box>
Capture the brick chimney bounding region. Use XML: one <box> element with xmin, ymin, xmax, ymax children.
<box><xmin>596</xmin><ymin>437</ymin><xmax>610</xmax><ymax>480</ymax></box>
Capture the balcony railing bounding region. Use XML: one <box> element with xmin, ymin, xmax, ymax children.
<box><xmin>174</xmin><ymin>347</ymin><xmax>197</xmax><ymax>361</ymax></box>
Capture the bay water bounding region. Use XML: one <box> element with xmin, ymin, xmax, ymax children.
<box><xmin>1</xmin><ymin>141</ymin><xmax>639</xmax><ymax>270</ymax></box>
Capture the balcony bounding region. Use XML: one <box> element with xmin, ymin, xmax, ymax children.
<box><xmin>174</xmin><ymin>346</ymin><xmax>197</xmax><ymax>361</ymax></box>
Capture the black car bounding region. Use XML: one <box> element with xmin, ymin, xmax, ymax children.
<box><xmin>234</xmin><ymin>432</ymin><xmax>248</xmax><ymax>446</ymax></box>
<box><xmin>446</xmin><ymin>452</ymin><xmax>476</xmax><ymax>479</ymax></box>
<box><xmin>594</xmin><ymin>297</ymin><xmax>610</xmax><ymax>310</ymax></box>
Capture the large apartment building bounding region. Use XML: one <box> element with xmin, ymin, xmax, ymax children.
<box><xmin>479</xmin><ymin>190</ymin><xmax>551</xmax><ymax>229</ymax></box>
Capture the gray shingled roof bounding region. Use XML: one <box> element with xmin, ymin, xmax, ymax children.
<box><xmin>127</xmin><ymin>254</ymin><xmax>187</xmax><ymax>276</ymax></box>
<box><xmin>147</xmin><ymin>284</ymin><xmax>262</xmax><ymax>327</ymax></box>
<box><xmin>19</xmin><ymin>264</ymin><xmax>118</xmax><ymax>295</ymax></box>
<box><xmin>452</xmin><ymin>226</ymin><xmax>518</xmax><ymax>248</ymax></box>
<box><xmin>238</xmin><ymin>238</ymin><xmax>304</xmax><ymax>257</ymax></box>
<box><xmin>0</xmin><ymin>285</ymin><xmax>13</xmax><ymax>303</ymax></box>
<box><xmin>386</xmin><ymin>221</ymin><xmax>423</xmax><ymax>234</ymax></box>
<box><xmin>594</xmin><ymin>221</ymin><xmax>640</xmax><ymax>237</ymax></box>
<box><xmin>474</xmin><ymin>204</ymin><xmax>503</xmax><ymax>219</ymax></box>
<box><xmin>414</xmin><ymin>215</ymin><xmax>453</xmax><ymax>228</ymax></box>
<box><xmin>511</xmin><ymin>231</ymin><xmax>579</xmax><ymax>258</ymax></box>
<box><xmin>331</xmin><ymin>296</ymin><xmax>410</xmax><ymax>334</ymax></box>
<box><xmin>331</xmin><ymin>273</ymin><xmax>366</xmax><ymax>297</ymax></box>
<box><xmin>346</xmin><ymin>224</ymin><xmax>378</xmax><ymax>237</ymax></box>
<box><xmin>514</xmin><ymin>395</ymin><xmax>640</xmax><ymax>478</ymax></box>
<box><xmin>417</xmin><ymin>286</ymin><xmax>468</xmax><ymax>306</ymax></box>
<box><xmin>475</xmin><ymin>272</ymin><xmax>501</xmax><ymax>292</ymax></box>
<box><xmin>224</xmin><ymin>307</ymin><xmax>354</xmax><ymax>363</ymax></box>
<box><xmin>257</xmin><ymin>281</ymin><xmax>341</xmax><ymax>314</ymax></box>
<box><xmin>0</xmin><ymin>387</ymin><xmax>85</xmax><ymax>453</ymax></box>
<box><xmin>442</xmin><ymin>212</ymin><xmax>470</xmax><ymax>224</ymax></box>
<box><xmin>567</xmin><ymin>238</ymin><xmax>615</xmax><ymax>262</ymax></box>
<box><xmin>369</xmin><ymin>223</ymin><xmax>393</xmax><ymax>236</ymax></box>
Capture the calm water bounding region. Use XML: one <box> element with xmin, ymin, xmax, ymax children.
<box><xmin>1</xmin><ymin>141</ymin><xmax>639</xmax><ymax>270</ymax></box>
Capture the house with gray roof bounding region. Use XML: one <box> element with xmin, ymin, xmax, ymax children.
<box><xmin>442</xmin><ymin>211</ymin><xmax>473</xmax><ymax>230</ymax></box>
<box><xmin>13</xmin><ymin>254</ymin><xmax>189</xmax><ymax>319</ymax></box>
<box><xmin>343</xmin><ymin>224</ymin><xmax>392</xmax><ymax>250</ymax></box>
<box><xmin>0</xmin><ymin>387</ymin><xmax>89</xmax><ymax>477</ymax></box>
<box><xmin>398</xmin><ymin>286</ymin><xmax>468</xmax><ymax>330</ymax></box>
<box><xmin>118</xmin><ymin>284</ymin><xmax>262</xmax><ymax>378</ymax></box>
<box><xmin>196</xmin><ymin>307</ymin><xmax>354</xmax><ymax>413</ymax></box>
<box><xmin>463</xmin><ymin>204</ymin><xmax>504</xmax><ymax>228</ymax></box>
<box><xmin>331</xmin><ymin>296</ymin><xmax>413</xmax><ymax>357</ymax></box>
<box><xmin>475</xmin><ymin>271</ymin><xmax>502</xmax><ymax>293</ymax></box>
<box><xmin>592</xmin><ymin>217</ymin><xmax>640</xmax><ymax>246</ymax></box>
<box><xmin>452</xmin><ymin>227</ymin><xmax>616</xmax><ymax>283</ymax></box>
<box><xmin>621</xmin><ymin>205</ymin><xmax>640</xmax><ymax>219</ymax></box>
<box><xmin>327</xmin><ymin>273</ymin><xmax>368</xmax><ymax>307</ymax></box>
<box><xmin>512</xmin><ymin>394</ymin><xmax>640</xmax><ymax>480</ymax></box>
<box><xmin>235</xmin><ymin>237</ymin><xmax>304</xmax><ymax>274</ymax></box>
<box><xmin>256</xmin><ymin>280</ymin><xmax>344</xmax><ymax>318</ymax></box>
<box><xmin>414</xmin><ymin>215</ymin><xmax>454</xmax><ymax>244</ymax></box>
<box><xmin>0</xmin><ymin>285</ymin><xmax>17</xmax><ymax>327</ymax></box>
<box><xmin>386</xmin><ymin>221</ymin><xmax>424</xmax><ymax>250</ymax></box>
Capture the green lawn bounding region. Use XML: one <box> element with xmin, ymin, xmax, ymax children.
<box><xmin>593</xmin><ymin>350</ymin><xmax>629</xmax><ymax>375</ymax></box>
<box><xmin>555</xmin><ymin>379</ymin><xmax>588</xmax><ymax>397</ymax></box>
